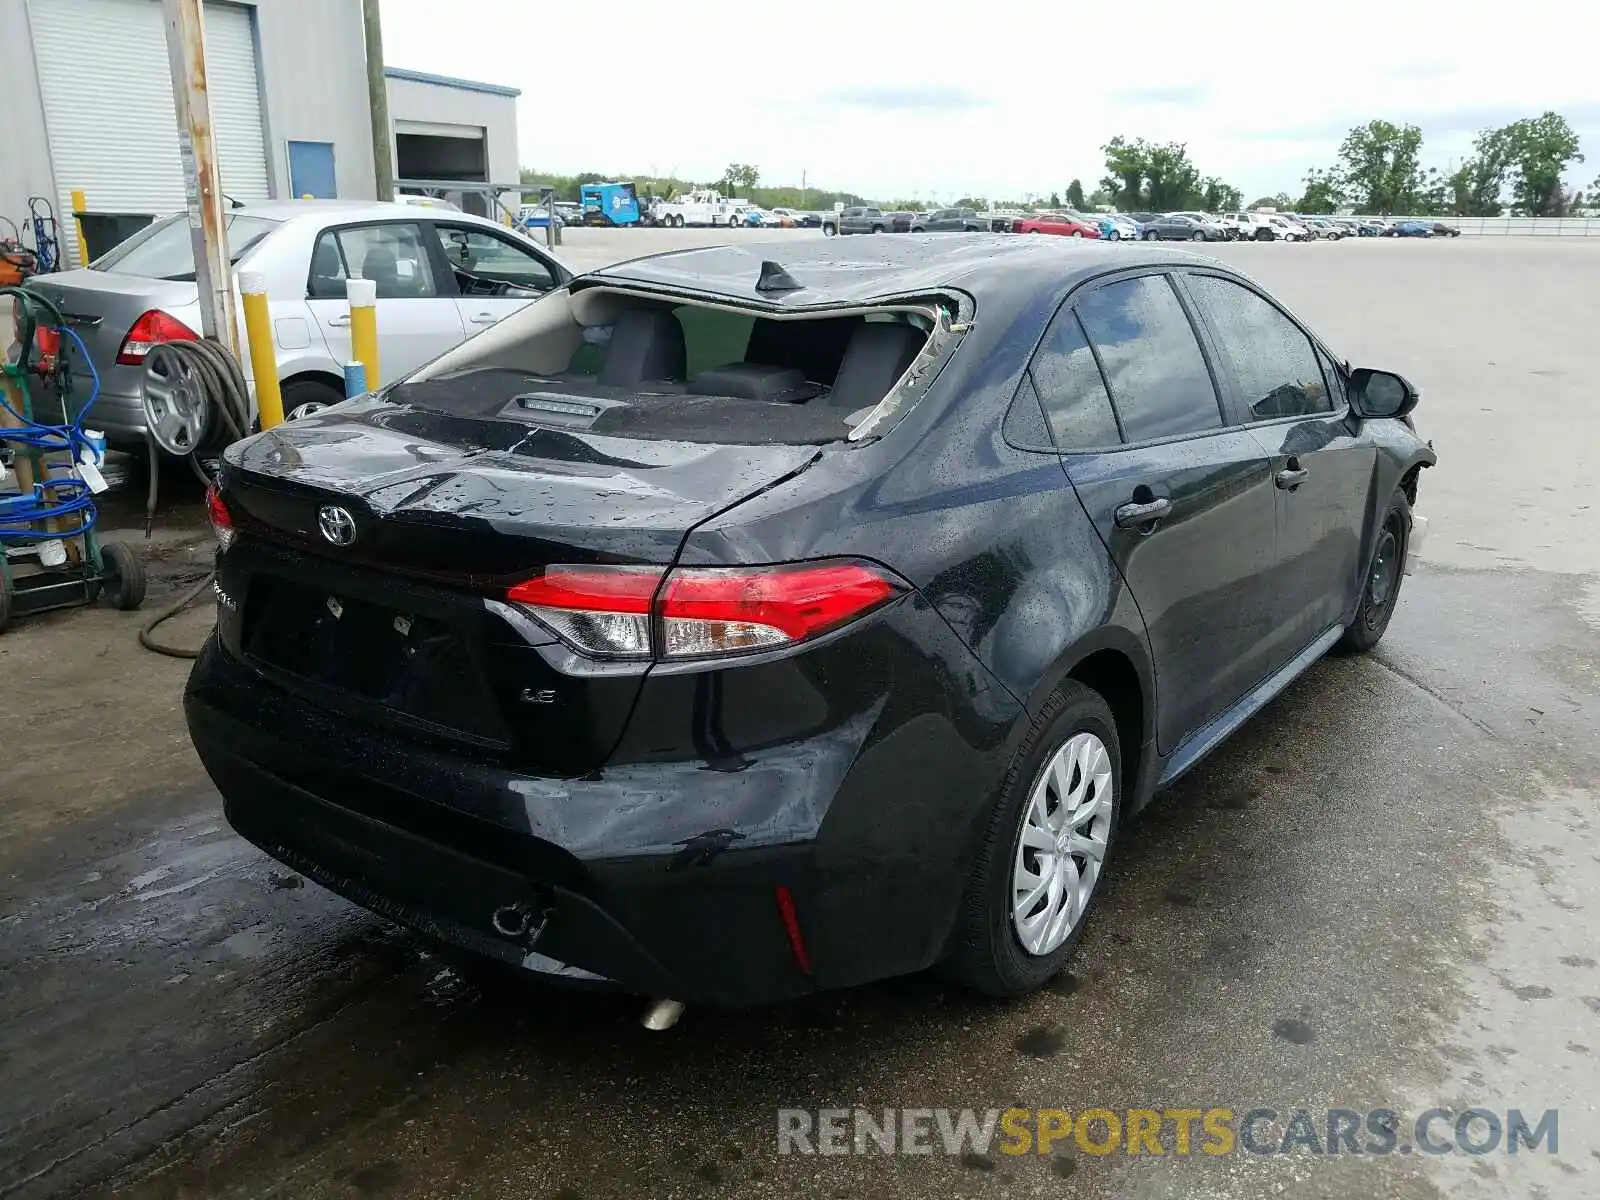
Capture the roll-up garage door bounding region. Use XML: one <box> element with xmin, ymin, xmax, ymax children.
<box><xmin>28</xmin><ymin>0</ymin><xmax>270</xmax><ymax>264</ymax></box>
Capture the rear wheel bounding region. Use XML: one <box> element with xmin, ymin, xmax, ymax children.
<box><xmin>1338</xmin><ymin>494</ymin><xmax>1411</xmax><ymax>653</ymax></box>
<box><xmin>1255</xmin><ymin>227</ymin><xmax>1272</xmax><ymax>241</ymax></box>
<box><xmin>1071</xmin><ymin>230</ymin><xmax>1084</xmax><ymax>238</ymax></box>
<box><xmin>1191</xmin><ymin>230</ymin><xmax>1204</xmax><ymax>241</ymax></box>
<box><xmin>1143</xmin><ymin>229</ymin><xmax>1160</xmax><ymax>241</ymax></box>
<box><xmin>822</xmin><ymin>223</ymin><xmax>836</xmax><ymax>237</ymax></box>
<box><xmin>282</xmin><ymin>378</ymin><xmax>343</xmax><ymax>419</ymax></box>
<box><xmin>871</xmin><ymin>225</ymin><xmax>883</xmax><ymax>234</ymax></box>
<box><xmin>948</xmin><ymin>682</ymin><xmax>1120</xmax><ymax>996</ymax></box>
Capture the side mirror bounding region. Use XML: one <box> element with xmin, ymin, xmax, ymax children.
<box><xmin>1349</xmin><ymin>368</ymin><xmax>1419</xmax><ymax>420</ymax></box>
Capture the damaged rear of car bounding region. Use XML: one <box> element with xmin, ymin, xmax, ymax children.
<box><xmin>185</xmin><ymin>239</ymin><xmax>1026</xmax><ymax>1008</ymax></box>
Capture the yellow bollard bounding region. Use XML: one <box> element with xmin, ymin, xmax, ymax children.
<box><xmin>346</xmin><ymin>277</ymin><xmax>379</xmax><ymax>389</ymax></box>
<box><xmin>238</xmin><ymin>269</ymin><xmax>284</xmax><ymax>429</ymax></box>
<box><xmin>70</xmin><ymin>189</ymin><xmax>90</xmax><ymax>267</ymax></box>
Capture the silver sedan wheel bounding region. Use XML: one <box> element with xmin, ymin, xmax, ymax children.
<box><xmin>284</xmin><ymin>400</ymin><xmax>331</xmax><ymax>421</ymax></box>
<box><xmin>1011</xmin><ymin>732</ymin><xmax>1113</xmax><ymax>956</ymax></box>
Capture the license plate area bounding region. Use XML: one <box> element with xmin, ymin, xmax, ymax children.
<box><xmin>243</xmin><ymin>575</ymin><xmax>507</xmax><ymax>744</ymax></box>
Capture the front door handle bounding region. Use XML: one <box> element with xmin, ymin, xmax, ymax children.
<box><xmin>468</xmin><ymin>312</ymin><xmax>498</xmax><ymax>325</ymax></box>
<box><xmin>326</xmin><ymin>314</ymin><xmax>351</xmax><ymax>328</ymax></box>
<box><xmin>1275</xmin><ymin>467</ymin><xmax>1309</xmax><ymax>491</ymax></box>
<box><xmin>1114</xmin><ymin>497</ymin><xmax>1172</xmax><ymax>529</ymax></box>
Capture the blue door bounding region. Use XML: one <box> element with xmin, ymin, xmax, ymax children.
<box><xmin>287</xmin><ymin>141</ymin><xmax>337</xmax><ymax>199</ymax></box>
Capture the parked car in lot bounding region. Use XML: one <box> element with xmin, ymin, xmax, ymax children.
<box><xmin>886</xmin><ymin>210</ymin><xmax>919</xmax><ymax>233</ymax></box>
<box><xmin>919</xmin><ymin>207</ymin><xmax>988</xmax><ymax>232</ymax></box>
<box><xmin>1268</xmin><ymin>216</ymin><xmax>1313</xmax><ymax>241</ymax></box>
<box><xmin>823</xmin><ymin>206</ymin><xmax>889</xmax><ymax>235</ymax></box>
<box><xmin>1430</xmin><ymin>221</ymin><xmax>1462</xmax><ymax>237</ymax></box>
<box><xmin>187</xmin><ymin>236</ymin><xmax>1435</xmax><ymax>1008</ymax></box>
<box><xmin>25</xmin><ymin>200</ymin><xmax>572</xmax><ymax>448</ymax></box>
<box><xmin>1220</xmin><ymin>212</ymin><xmax>1276</xmax><ymax>241</ymax></box>
<box><xmin>1098</xmin><ymin>214</ymin><xmax>1142</xmax><ymax>241</ymax></box>
<box><xmin>1140</xmin><ymin>214</ymin><xmax>1219</xmax><ymax>242</ymax></box>
<box><xmin>1013</xmin><ymin>212</ymin><xmax>1101</xmax><ymax>237</ymax></box>
<box><xmin>1384</xmin><ymin>220</ymin><xmax>1434</xmax><ymax>238</ymax></box>
<box><xmin>1167</xmin><ymin>212</ymin><xmax>1232</xmax><ymax>240</ymax></box>
<box><xmin>766</xmin><ymin>208</ymin><xmax>800</xmax><ymax>228</ymax></box>
<box><xmin>795</xmin><ymin>211</ymin><xmax>823</xmax><ymax>228</ymax></box>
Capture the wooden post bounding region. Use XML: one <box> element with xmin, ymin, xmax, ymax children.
<box><xmin>162</xmin><ymin>0</ymin><xmax>237</xmax><ymax>352</ymax></box>
<box><xmin>363</xmin><ymin>0</ymin><xmax>395</xmax><ymax>202</ymax></box>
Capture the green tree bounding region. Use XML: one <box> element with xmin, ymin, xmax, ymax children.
<box><xmin>1335</xmin><ymin>120</ymin><xmax>1424</xmax><ymax>214</ymax></box>
<box><xmin>1087</xmin><ymin>186</ymin><xmax>1116</xmax><ymax>209</ymax></box>
<box><xmin>1448</xmin><ymin>126</ymin><xmax>1511</xmax><ymax>216</ymax></box>
<box><xmin>953</xmin><ymin>197</ymin><xmax>988</xmax><ymax>209</ymax></box>
<box><xmin>1248</xmin><ymin>193</ymin><xmax>1293</xmax><ymax>210</ymax></box>
<box><xmin>1048</xmin><ymin>191</ymin><xmax>1063</xmax><ymax>208</ymax></box>
<box><xmin>1201</xmin><ymin>179</ymin><xmax>1243</xmax><ymax>213</ymax></box>
<box><xmin>1298</xmin><ymin>168</ymin><xmax>1343</xmax><ymax>214</ymax></box>
<box><xmin>1098</xmin><ymin>137</ymin><xmax>1233</xmax><ymax>211</ymax></box>
<box><xmin>1066</xmin><ymin>179</ymin><xmax>1087</xmax><ymax>210</ymax></box>
<box><xmin>720</xmin><ymin>163</ymin><xmax>761</xmax><ymax>195</ymax></box>
<box><xmin>1501</xmin><ymin>112</ymin><xmax>1584</xmax><ymax>216</ymax></box>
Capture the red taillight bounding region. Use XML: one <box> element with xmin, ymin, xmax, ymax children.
<box><xmin>205</xmin><ymin>482</ymin><xmax>235</xmax><ymax>551</ymax></box>
<box><xmin>116</xmin><ymin>309</ymin><xmax>198</xmax><ymax>365</ymax></box>
<box><xmin>504</xmin><ymin>560</ymin><xmax>902</xmax><ymax>661</ymax></box>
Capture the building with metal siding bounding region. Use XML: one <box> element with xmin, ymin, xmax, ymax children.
<box><xmin>0</xmin><ymin>0</ymin><xmax>520</xmax><ymax>266</ymax></box>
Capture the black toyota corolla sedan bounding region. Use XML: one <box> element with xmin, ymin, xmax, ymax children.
<box><xmin>186</xmin><ymin>236</ymin><xmax>1436</xmax><ymax>1009</ymax></box>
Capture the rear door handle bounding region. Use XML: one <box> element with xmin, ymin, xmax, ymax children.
<box><xmin>1114</xmin><ymin>497</ymin><xmax>1172</xmax><ymax>529</ymax></box>
<box><xmin>326</xmin><ymin>314</ymin><xmax>351</xmax><ymax>328</ymax></box>
<box><xmin>1275</xmin><ymin>467</ymin><xmax>1309</xmax><ymax>490</ymax></box>
<box><xmin>468</xmin><ymin>312</ymin><xmax>498</xmax><ymax>325</ymax></box>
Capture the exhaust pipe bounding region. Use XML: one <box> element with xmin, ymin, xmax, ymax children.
<box><xmin>642</xmin><ymin>998</ymin><xmax>685</xmax><ymax>1031</ymax></box>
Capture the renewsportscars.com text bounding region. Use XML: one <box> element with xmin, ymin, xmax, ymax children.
<box><xmin>777</xmin><ymin>1106</ymin><xmax>1559</xmax><ymax>1158</ymax></box>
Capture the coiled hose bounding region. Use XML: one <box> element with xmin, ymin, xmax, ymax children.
<box><xmin>138</xmin><ymin>338</ymin><xmax>253</xmax><ymax>659</ymax></box>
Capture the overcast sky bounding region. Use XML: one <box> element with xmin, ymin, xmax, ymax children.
<box><xmin>377</xmin><ymin>0</ymin><xmax>1600</xmax><ymax>203</ymax></box>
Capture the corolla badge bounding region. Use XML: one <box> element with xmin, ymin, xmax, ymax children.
<box><xmin>317</xmin><ymin>505</ymin><xmax>358</xmax><ymax>547</ymax></box>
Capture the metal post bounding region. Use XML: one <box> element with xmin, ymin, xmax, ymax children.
<box><xmin>347</xmin><ymin>278</ymin><xmax>380</xmax><ymax>390</ymax></box>
<box><xmin>161</xmin><ymin>0</ymin><xmax>236</xmax><ymax>352</ymax></box>
<box><xmin>70</xmin><ymin>190</ymin><xmax>90</xmax><ymax>268</ymax></box>
<box><xmin>362</xmin><ymin>0</ymin><xmax>395</xmax><ymax>202</ymax></box>
<box><xmin>238</xmin><ymin>270</ymin><xmax>282</xmax><ymax>429</ymax></box>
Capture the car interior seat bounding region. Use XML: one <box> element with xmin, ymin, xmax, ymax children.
<box><xmin>360</xmin><ymin>246</ymin><xmax>403</xmax><ymax>298</ymax></box>
<box><xmin>599</xmin><ymin>307</ymin><xmax>687</xmax><ymax>386</ymax></box>
<box><xmin>823</xmin><ymin>320</ymin><xmax>926</xmax><ymax>411</ymax></box>
<box><xmin>745</xmin><ymin>315</ymin><xmax>862</xmax><ymax>388</ymax></box>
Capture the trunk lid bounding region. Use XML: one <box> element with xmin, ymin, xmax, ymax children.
<box><xmin>25</xmin><ymin>270</ymin><xmax>201</xmax><ymax>375</ymax></box>
<box><xmin>218</xmin><ymin>398</ymin><xmax>819</xmax><ymax>777</ymax></box>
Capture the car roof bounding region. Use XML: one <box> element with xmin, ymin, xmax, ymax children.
<box><xmin>587</xmin><ymin>234</ymin><xmax>1215</xmax><ymax>309</ymax></box>
<box><xmin>237</xmin><ymin>199</ymin><xmax>500</xmax><ymax>224</ymax></box>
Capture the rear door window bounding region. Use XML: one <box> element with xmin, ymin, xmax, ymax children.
<box><xmin>1075</xmin><ymin>275</ymin><xmax>1222</xmax><ymax>441</ymax></box>
<box><xmin>309</xmin><ymin>223</ymin><xmax>437</xmax><ymax>299</ymax></box>
<box><xmin>1029</xmin><ymin>306</ymin><xmax>1122</xmax><ymax>450</ymax></box>
<box><xmin>1184</xmin><ymin>274</ymin><xmax>1332</xmax><ymax>421</ymax></box>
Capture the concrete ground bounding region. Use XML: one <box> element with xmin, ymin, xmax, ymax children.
<box><xmin>0</xmin><ymin>234</ymin><xmax>1595</xmax><ymax>1200</ymax></box>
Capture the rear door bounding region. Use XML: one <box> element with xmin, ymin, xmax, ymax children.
<box><xmin>426</xmin><ymin>222</ymin><xmax>564</xmax><ymax>335</ymax></box>
<box><xmin>1057</xmin><ymin>272</ymin><xmax>1281</xmax><ymax>754</ymax></box>
<box><xmin>1179</xmin><ymin>270</ymin><xmax>1376</xmax><ymax>656</ymax></box>
<box><xmin>305</xmin><ymin>220</ymin><xmax>466</xmax><ymax>386</ymax></box>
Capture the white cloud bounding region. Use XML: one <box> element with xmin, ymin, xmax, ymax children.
<box><xmin>378</xmin><ymin>0</ymin><xmax>1600</xmax><ymax>201</ymax></box>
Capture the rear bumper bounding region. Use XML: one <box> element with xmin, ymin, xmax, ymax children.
<box><xmin>30</xmin><ymin>383</ymin><xmax>148</xmax><ymax>446</ymax></box>
<box><xmin>186</xmin><ymin>621</ymin><xmax>1014</xmax><ymax>1006</ymax></box>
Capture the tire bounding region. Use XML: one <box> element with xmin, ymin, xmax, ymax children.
<box><xmin>822</xmin><ymin>223</ymin><xmax>837</xmax><ymax>238</ymax></box>
<box><xmin>1143</xmin><ymin>230</ymin><xmax>1160</xmax><ymax>241</ymax></box>
<box><xmin>1190</xmin><ymin>230</ymin><xmax>1204</xmax><ymax>241</ymax></box>
<box><xmin>281</xmin><ymin>378</ymin><xmax>344</xmax><ymax>419</ymax></box>
<box><xmin>947</xmin><ymin>681</ymin><xmax>1121</xmax><ymax>997</ymax></box>
<box><xmin>871</xmin><ymin>225</ymin><xmax>883</xmax><ymax>234</ymax></box>
<box><xmin>98</xmin><ymin>540</ymin><xmax>147</xmax><ymax>612</ymax></box>
<box><xmin>1108</xmin><ymin>230</ymin><xmax>1120</xmax><ymax>241</ymax></box>
<box><xmin>1071</xmin><ymin>230</ymin><xmax>1084</xmax><ymax>238</ymax></box>
<box><xmin>1337</xmin><ymin>493</ymin><xmax>1411</xmax><ymax>654</ymax></box>
<box><xmin>1255</xmin><ymin>227</ymin><xmax>1272</xmax><ymax>241</ymax></box>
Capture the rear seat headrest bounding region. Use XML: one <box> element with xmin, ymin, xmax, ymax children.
<box><xmin>599</xmin><ymin>307</ymin><xmax>686</xmax><ymax>386</ymax></box>
<box><xmin>825</xmin><ymin>321</ymin><xmax>926</xmax><ymax>411</ymax></box>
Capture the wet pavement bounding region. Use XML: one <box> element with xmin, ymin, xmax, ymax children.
<box><xmin>1</xmin><ymin>239</ymin><xmax>1596</xmax><ymax>1199</ymax></box>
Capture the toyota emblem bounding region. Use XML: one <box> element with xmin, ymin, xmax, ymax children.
<box><xmin>317</xmin><ymin>505</ymin><xmax>358</xmax><ymax>547</ymax></box>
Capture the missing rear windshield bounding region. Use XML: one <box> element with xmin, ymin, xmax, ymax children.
<box><xmin>385</xmin><ymin>289</ymin><xmax>961</xmax><ymax>446</ymax></box>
